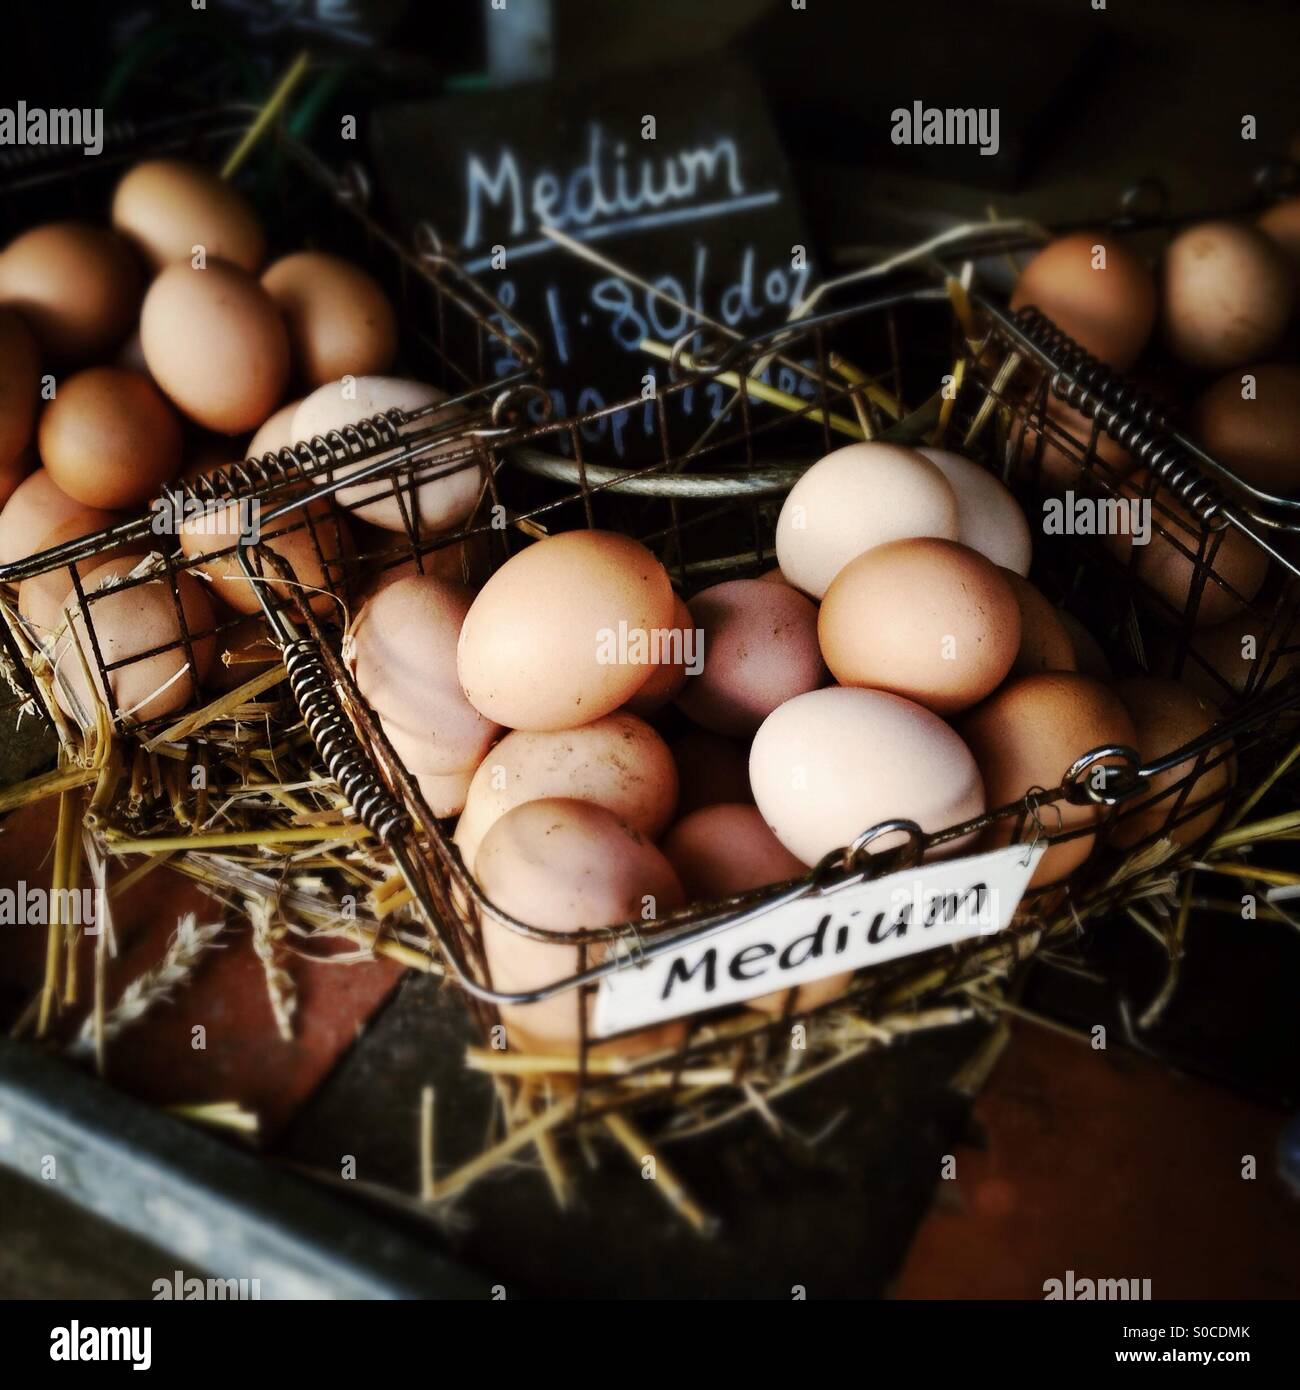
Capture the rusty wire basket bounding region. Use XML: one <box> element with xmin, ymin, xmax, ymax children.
<box><xmin>220</xmin><ymin>264</ymin><xmax>1300</xmax><ymax>1135</ymax></box>
<box><xmin>0</xmin><ymin>105</ymin><xmax>541</xmax><ymax>744</ymax></box>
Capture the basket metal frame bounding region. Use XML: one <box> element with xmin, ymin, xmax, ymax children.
<box><xmin>237</xmin><ymin>277</ymin><xmax>1300</xmax><ymax>1058</ymax></box>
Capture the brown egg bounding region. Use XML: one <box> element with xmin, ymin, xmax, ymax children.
<box><xmin>179</xmin><ymin>495</ymin><xmax>352</xmax><ymax>618</ymax></box>
<box><xmin>0</xmin><ymin>307</ymin><xmax>41</xmax><ymax>473</ymax></box>
<box><xmin>1173</xmin><ymin>610</ymin><xmax>1300</xmax><ymax>702</ymax></box>
<box><xmin>1107</xmin><ymin>677</ymin><xmax>1233</xmax><ymax>851</ymax></box>
<box><xmin>1059</xmin><ymin>610</ymin><xmax>1113</xmax><ymax>680</ymax></box>
<box><xmin>261</xmin><ymin>253</ymin><xmax>397</xmax><ymax>387</ymax></box>
<box><xmin>1257</xmin><ymin>197</ymin><xmax>1300</xmax><ymax>285</ymax></box>
<box><xmin>960</xmin><ymin>672</ymin><xmax>1139</xmax><ymax>887</ymax></box>
<box><xmin>111</xmin><ymin>159</ymin><xmax>266</xmax><ymax>272</ymax></box>
<box><xmin>141</xmin><ymin>260</ymin><xmax>289</xmax><ymax>434</ymax></box>
<box><xmin>624</xmin><ymin>594</ymin><xmax>693</xmax><ymax>716</ymax></box>
<box><xmin>18</xmin><ymin>516</ymin><xmax>142</xmax><ymax>638</ymax></box>
<box><xmin>1102</xmin><ymin>470</ymin><xmax>1268</xmax><ymax>626</ymax></box>
<box><xmin>38</xmin><ymin>367</ymin><xmax>182</xmax><ymax>510</ymax></box>
<box><xmin>1191</xmin><ymin>364</ymin><xmax>1300</xmax><ymax>495</ymax></box>
<box><xmin>292</xmin><ymin>377</ymin><xmax>478</xmax><ymax>534</ymax></box>
<box><xmin>678</xmin><ymin>578</ymin><xmax>824</xmax><ymax>735</ymax></box>
<box><xmin>661</xmin><ymin>803</ymin><xmax>850</xmax><ymax>1017</ymax></box>
<box><xmin>457</xmin><ymin>530</ymin><xmax>675</xmax><ymax>731</ymax></box>
<box><xmin>474</xmin><ymin>798</ymin><xmax>687</xmax><ymax>1055</ymax></box>
<box><xmin>1010</xmin><ymin>233</ymin><xmax>1156</xmax><ymax>370</ymax></box>
<box><xmin>53</xmin><ymin>556</ymin><xmax>215</xmax><ymax>724</ymax></box>
<box><xmin>0</xmin><ymin>223</ymin><xmax>140</xmax><ymax>362</ymax></box>
<box><xmin>819</xmin><ymin>539</ymin><xmax>1019</xmax><ymax>715</ymax></box>
<box><xmin>1001</xmin><ymin>570</ymin><xmax>1077</xmax><ymax>677</ymax></box>
<box><xmin>0</xmin><ymin>468</ymin><xmax>118</xmax><ymax>567</ymax></box>
<box><xmin>359</xmin><ymin>533</ymin><xmax>492</xmax><ymax>595</ymax></box>
<box><xmin>1162</xmin><ymin>221</ymin><xmax>1293</xmax><ymax>371</ymax></box>
<box><xmin>350</xmin><ymin>575</ymin><xmax>500</xmax><ymax>800</ymax></box>
<box><xmin>670</xmin><ymin>729</ymin><xmax>753</xmax><ymax>814</ymax></box>
<box><xmin>453</xmin><ymin>712</ymin><xmax>677</xmax><ymax>873</ymax></box>
<box><xmin>1015</xmin><ymin>390</ymin><xmax>1136</xmax><ymax>491</ymax></box>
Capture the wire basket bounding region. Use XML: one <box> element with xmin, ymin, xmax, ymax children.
<box><xmin>0</xmin><ymin>105</ymin><xmax>541</xmax><ymax>742</ymax></box>
<box><xmin>229</xmin><ymin>269</ymin><xmax>1299</xmax><ymax>1132</ymax></box>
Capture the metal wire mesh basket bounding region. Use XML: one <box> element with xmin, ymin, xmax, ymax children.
<box><xmin>228</xmin><ymin>267</ymin><xmax>1300</xmax><ymax>1129</ymax></box>
<box><xmin>0</xmin><ymin>105</ymin><xmax>541</xmax><ymax>742</ymax></box>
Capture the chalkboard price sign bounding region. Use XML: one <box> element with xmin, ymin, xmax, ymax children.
<box><xmin>371</xmin><ymin>58</ymin><xmax>813</xmax><ymax>461</ymax></box>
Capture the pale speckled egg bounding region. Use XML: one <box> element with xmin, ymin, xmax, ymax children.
<box><xmin>750</xmin><ymin>686</ymin><xmax>986</xmax><ymax>867</ymax></box>
<box><xmin>661</xmin><ymin>802</ymin><xmax>851</xmax><ymax>1017</ymax></box>
<box><xmin>677</xmin><ymin>578</ymin><xmax>824</xmax><ymax>736</ymax></box>
<box><xmin>458</xmin><ymin>530</ymin><xmax>675</xmax><ymax>731</ymax></box>
<box><xmin>417</xmin><ymin>767</ymin><xmax>479</xmax><ymax>820</ymax></box>
<box><xmin>39</xmin><ymin>366</ymin><xmax>182</xmax><ymax>509</ymax></box>
<box><xmin>112</xmin><ymin>159</ymin><xmax>266</xmax><ymax>272</ymax></box>
<box><xmin>141</xmin><ymin>260</ymin><xmax>289</xmax><ymax>434</ymax></box>
<box><xmin>179</xmin><ymin>496</ymin><xmax>352</xmax><ymax>617</ymax></box>
<box><xmin>53</xmin><ymin>556</ymin><xmax>215</xmax><ymax>724</ymax></box>
<box><xmin>0</xmin><ymin>222</ymin><xmax>141</xmax><ymax>363</ymax></box>
<box><xmin>960</xmin><ymin>672</ymin><xmax>1137</xmax><ymax>887</ymax></box>
<box><xmin>453</xmin><ymin>711</ymin><xmax>677</xmax><ymax>872</ymax></box>
<box><xmin>292</xmin><ymin>377</ymin><xmax>478</xmax><ymax>533</ymax></box>
<box><xmin>1107</xmin><ymin>677</ymin><xmax>1233</xmax><ymax>851</ymax></box>
<box><xmin>474</xmin><ymin>798</ymin><xmax>686</xmax><ymax>1055</ymax></box>
<box><xmin>1010</xmin><ymin>232</ymin><xmax>1156</xmax><ymax>370</ymax></box>
<box><xmin>818</xmin><ymin>539</ymin><xmax>1020</xmax><ymax>715</ymax></box>
<box><xmin>1162</xmin><ymin>221</ymin><xmax>1293</xmax><ymax>371</ymax></box>
<box><xmin>775</xmin><ymin>442</ymin><xmax>959</xmax><ymax>599</ymax></box>
<box><xmin>350</xmin><ymin>574</ymin><xmax>500</xmax><ymax>784</ymax></box>
<box><xmin>1000</xmin><ymin>570</ymin><xmax>1077</xmax><ymax>678</ymax></box>
<box><xmin>917</xmin><ymin>447</ymin><xmax>1032</xmax><ymax>575</ymax></box>
<box><xmin>262</xmin><ymin>253</ymin><xmax>397</xmax><ymax>387</ymax></box>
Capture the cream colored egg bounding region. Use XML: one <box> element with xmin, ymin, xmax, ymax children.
<box><xmin>453</xmin><ymin>711</ymin><xmax>677</xmax><ymax>873</ymax></box>
<box><xmin>749</xmin><ymin>687</ymin><xmax>985</xmax><ymax>867</ymax></box>
<box><xmin>474</xmin><ymin>798</ymin><xmax>686</xmax><ymax>1054</ymax></box>
<box><xmin>917</xmin><ymin>448</ymin><xmax>1032</xmax><ymax>575</ymax></box>
<box><xmin>775</xmin><ymin>443</ymin><xmax>959</xmax><ymax>598</ymax></box>
<box><xmin>247</xmin><ymin>399</ymin><xmax>304</xmax><ymax>460</ymax></box>
<box><xmin>350</xmin><ymin>574</ymin><xmax>500</xmax><ymax>780</ymax></box>
<box><xmin>292</xmin><ymin>376</ymin><xmax>478</xmax><ymax>534</ymax></box>
<box><xmin>457</xmin><ymin>530</ymin><xmax>675</xmax><ymax>731</ymax></box>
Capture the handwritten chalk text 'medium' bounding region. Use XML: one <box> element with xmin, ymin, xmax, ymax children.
<box><xmin>462</xmin><ymin>123</ymin><xmax>746</xmax><ymax>249</ymax></box>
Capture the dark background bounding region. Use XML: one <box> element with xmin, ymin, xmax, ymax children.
<box><xmin>1</xmin><ymin>0</ymin><xmax>1298</xmax><ymax>1300</ymax></box>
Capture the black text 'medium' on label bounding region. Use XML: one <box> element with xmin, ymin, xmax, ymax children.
<box><xmin>592</xmin><ymin>843</ymin><xmax>1045</xmax><ymax>1037</ymax></box>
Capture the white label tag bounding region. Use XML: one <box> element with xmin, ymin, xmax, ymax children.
<box><xmin>592</xmin><ymin>843</ymin><xmax>1045</xmax><ymax>1038</ymax></box>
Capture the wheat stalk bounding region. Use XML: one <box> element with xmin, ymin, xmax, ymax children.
<box><xmin>69</xmin><ymin>912</ymin><xmax>225</xmax><ymax>1057</ymax></box>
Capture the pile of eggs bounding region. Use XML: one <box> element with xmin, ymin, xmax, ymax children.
<box><xmin>349</xmin><ymin>435</ymin><xmax>1238</xmax><ymax>1055</ymax></box>
<box><xmin>1005</xmin><ymin>206</ymin><xmax>1299</xmax><ymax>691</ymax></box>
<box><xmin>0</xmin><ymin>157</ymin><xmax>476</xmax><ymax>723</ymax></box>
